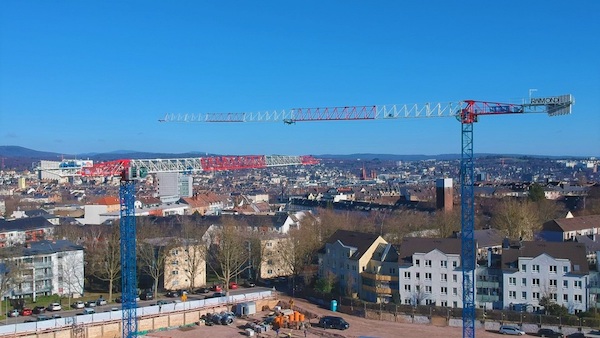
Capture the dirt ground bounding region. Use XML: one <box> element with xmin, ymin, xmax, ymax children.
<box><xmin>146</xmin><ymin>298</ymin><xmax>504</xmax><ymax>338</ymax></box>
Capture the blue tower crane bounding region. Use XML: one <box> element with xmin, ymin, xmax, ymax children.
<box><xmin>159</xmin><ymin>93</ymin><xmax>573</xmax><ymax>338</ymax></box>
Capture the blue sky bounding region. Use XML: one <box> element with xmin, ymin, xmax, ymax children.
<box><xmin>1</xmin><ymin>1</ymin><xmax>598</xmax><ymax>157</ymax></box>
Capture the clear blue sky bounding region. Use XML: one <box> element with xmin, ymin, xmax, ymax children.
<box><xmin>1</xmin><ymin>1</ymin><xmax>598</xmax><ymax>157</ymax></box>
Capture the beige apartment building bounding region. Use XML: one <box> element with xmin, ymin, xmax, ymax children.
<box><xmin>163</xmin><ymin>240</ymin><xmax>207</xmax><ymax>291</ymax></box>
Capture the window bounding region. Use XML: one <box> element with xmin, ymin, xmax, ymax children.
<box><xmin>441</xmin><ymin>287</ymin><xmax>447</xmax><ymax>295</ymax></box>
<box><xmin>575</xmin><ymin>280</ymin><xmax>582</xmax><ymax>288</ymax></box>
<box><xmin>172</xmin><ymin>270</ymin><xmax>178</xmax><ymax>275</ymax></box>
<box><xmin>415</xmin><ymin>259</ymin><xmax>420</xmax><ymax>266</ymax></box>
<box><xmin>564</xmin><ymin>294</ymin><xmax>568</xmax><ymax>302</ymax></box>
<box><xmin>532</xmin><ymin>278</ymin><xmax>540</xmax><ymax>286</ymax></box>
<box><xmin>416</xmin><ymin>273</ymin><xmax>420</xmax><ymax>280</ymax></box>
<box><xmin>425</xmin><ymin>273</ymin><xmax>432</xmax><ymax>280</ymax></box>
<box><xmin>533</xmin><ymin>265</ymin><xmax>540</xmax><ymax>273</ymax></box>
<box><xmin>172</xmin><ymin>260</ymin><xmax>178</xmax><ymax>265</ymax></box>
<box><xmin>522</xmin><ymin>291</ymin><xmax>527</xmax><ymax>299</ymax></box>
<box><xmin>521</xmin><ymin>264</ymin><xmax>527</xmax><ymax>272</ymax></box>
<box><xmin>425</xmin><ymin>260</ymin><xmax>432</xmax><ymax>267</ymax></box>
<box><xmin>404</xmin><ymin>272</ymin><xmax>411</xmax><ymax>279</ymax></box>
<box><xmin>404</xmin><ymin>284</ymin><xmax>411</xmax><ymax>291</ymax></box>
<box><xmin>563</xmin><ymin>266</ymin><xmax>568</xmax><ymax>273</ymax></box>
<box><xmin>453</xmin><ymin>287</ymin><xmax>458</xmax><ymax>296</ymax></box>
<box><xmin>509</xmin><ymin>277</ymin><xmax>516</xmax><ymax>286</ymax></box>
<box><xmin>509</xmin><ymin>291</ymin><xmax>516</xmax><ymax>299</ymax></box>
<box><xmin>389</xmin><ymin>268</ymin><xmax>396</xmax><ymax>274</ymax></box>
<box><xmin>551</xmin><ymin>293</ymin><xmax>557</xmax><ymax>301</ymax></box>
<box><xmin>532</xmin><ymin>292</ymin><xmax>540</xmax><ymax>300</ymax></box>
<box><xmin>425</xmin><ymin>286</ymin><xmax>432</xmax><ymax>294</ymax></box>
<box><xmin>575</xmin><ymin>294</ymin><xmax>582</xmax><ymax>302</ymax></box>
<box><xmin>172</xmin><ymin>249</ymin><xmax>179</xmax><ymax>255</ymax></box>
<box><xmin>453</xmin><ymin>261</ymin><xmax>458</xmax><ymax>268</ymax></box>
<box><xmin>453</xmin><ymin>274</ymin><xmax>458</xmax><ymax>282</ymax></box>
<box><xmin>522</xmin><ymin>278</ymin><xmax>527</xmax><ymax>286</ymax></box>
<box><xmin>550</xmin><ymin>279</ymin><xmax>557</xmax><ymax>287</ymax></box>
<box><xmin>441</xmin><ymin>261</ymin><xmax>447</xmax><ymax>268</ymax></box>
<box><xmin>550</xmin><ymin>265</ymin><xmax>557</xmax><ymax>273</ymax></box>
<box><xmin>563</xmin><ymin>280</ymin><xmax>568</xmax><ymax>288</ymax></box>
<box><xmin>441</xmin><ymin>273</ymin><xmax>447</xmax><ymax>282</ymax></box>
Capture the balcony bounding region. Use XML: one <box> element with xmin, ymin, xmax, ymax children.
<box><xmin>362</xmin><ymin>285</ymin><xmax>393</xmax><ymax>295</ymax></box>
<box><xmin>362</xmin><ymin>272</ymin><xmax>399</xmax><ymax>282</ymax></box>
<box><xmin>477</xmin><ymin>281</ymin><xmax>500</xmax><ymax>288</ymax></box>
<box><xmin>476</xmin><ymin>294</ymin><xmax>500</xmax><ymax>302</ymax></box>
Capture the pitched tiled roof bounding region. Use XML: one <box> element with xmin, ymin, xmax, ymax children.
<box><xmin>0</xmin><ymin>217</ymin><xmax>54</xmax><ymax>231</ymax></box>
<box><xmin>397</xmin><ymin>237</ymin><xmax>461</xmax><ymax>265</ymax></box>
<box><xmin>500</xmin><ymin>241</ymin><xmax>588</xmax><ymax>275</ymax></box>
<box><xmin>325</xmin><ymin>229</ymin><xmax>382</xmax><ymax>260</ymax></box>
<box><xmin>542</xmin><ymin>215</ymin><xmax>600</xmax><ymax>232</ymax></box>
<box><xmin>93</xmin><ymin>196</ymin><xmax>120</xmax><ymax>205</ymax></box>
<box><xmin>474</xmin><ymin>228</ymin><xmax>504</xmax><ymax>248</ymax></box>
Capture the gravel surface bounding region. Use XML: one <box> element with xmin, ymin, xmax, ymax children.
<box><xmin>146</xmin><ymin>298</ymin><xmax>504</xmax><ymax>338</ymax></box>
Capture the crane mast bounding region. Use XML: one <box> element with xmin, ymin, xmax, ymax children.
<box><xmin>161</xmin><ymin>94</ymin><xmax>573</xmax><ymax>338</ymax></box>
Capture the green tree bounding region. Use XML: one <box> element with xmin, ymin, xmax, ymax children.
<box><xmin>528</xmin><ymin>183</ymin><xmax>546</xmax><ymax>202</ymax></box>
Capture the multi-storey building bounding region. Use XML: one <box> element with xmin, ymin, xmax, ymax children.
<box><xmin>2</xmin><ymin>240</ymin><xmax>84</xmax><ymax>300</ymax></box>
<box><xmin>0</xmin><ymin>217</ymin><xmax>55</xmax><ymax>248</ymax></box>
<box><xmin>501</xmin><ymin>241</ymin><xmax>589</xmax><ymax>314</ymax></box>
<box><xmin>362</xmin><ymin>242</ymin><xmax>399</xmax><ymax>303</ymax></box>
<box><xmin>259</xmin><ymin>236</ymin><xmax>293</xmax><ymax>280</ymax></box>
<box><xmin>318</xmin><ymin>230</ymin><xmax>387</xmax><ymax>299</ymax></box>
<box><xmin>163</xmin><ymin>239</ymin><xmax>207</xmax><ymax>291</ymax></box>
<box><xmin>397</xmin><ymin>237</ymin><xmax>463</xmax><ymax>308</ymax></box>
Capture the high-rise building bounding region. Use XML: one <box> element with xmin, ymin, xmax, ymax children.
<box><xmin>436</xmin><ymin>178</ymin><xmax>453</xmax><ymax>212</ymax></box>
<box><xmin>156</xmin><ymin>172</ymin><xmax>193</xmax><ymax>198</ymax></box>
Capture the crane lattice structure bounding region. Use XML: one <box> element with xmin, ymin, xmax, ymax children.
<box><xmin>79</xmin><ymin>155</ymin><xmax>318</xmax><ymax>338</ymax></box>
<box><xmin>161</xmin><ymin>94</ymin><xmax>573</xmax><ymax>338</ymax></box>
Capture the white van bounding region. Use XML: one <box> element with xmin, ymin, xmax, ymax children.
<box><xmin>498</xmin><ymin>325</ymin><xmax>525</xmax><ymax>335</ymax></box>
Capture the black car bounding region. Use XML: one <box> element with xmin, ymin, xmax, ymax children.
<box><xmin>537</xmin><ymin>328</ymin><xmax>564</xmax><ymax>337</ymax></box>
<box><xmin>566</xmin><ymin>333</ymin><xmax>585</xmax><ymax>338</ymax></box>
<box><xmin>194</xmin><ymin>287</ymin><xmax>210</xmax><ymax>294</ymax></box>
<box><xmin>319</xmin><ymin>316</ymin><xmax>349</xmax><ymax>330</ymax></box>
<box><xmin>32</xmin><ymin>306</ymin><xmax>46</xmax><ymax>314</ymax></box>
<box><xmin>140</xmin><ymin>292</ymin><xmax>154</xmax><ymax>300</ymax></box>
<box><xmin>165</xmin><ymin>291</ymin><xmax>179</xmax><ymax>298</ymax></box>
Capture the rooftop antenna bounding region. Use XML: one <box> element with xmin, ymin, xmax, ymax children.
<box><xmin>528</xmin><ymin>89</ymin><xmax>538</xmax><ymax>103</ymax></box>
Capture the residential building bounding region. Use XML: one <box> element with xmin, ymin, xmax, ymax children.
<box><xmin>1</xmin><ymin>240</ymin><xmax>84</xmax><ymax>300</ymax></box>
<box><xmin>163</xmin><ymin>239</ymin><xmax>207</xmax><ymax>291</ymax></box>
<box><xmin>362</xmin><ymin>242</ymin><xmax>400</xmax><ymax>303</ymax></box>
<box><xmin>500</xmin><ymin>241</ymin><xmax>588</xmax><ymax>314</ymax></box>
<box><xmin>539</xmin><ymin>214</ymin><xmax>600</xmax><ymax>242</ymax></box>
<box><xmin>318</xmin><ymin>230</ymin><xmax>387</xmax><ymax>300</ymax></box>
<box><xmin>397</xmin><ymin>237</ymin><xmax>463</xmax><ymax>308</ymax></box>
<box><xmin>0</xmin><ymin>217</ymin><xmax>55</xmax><ymax>248</ymax></box>
<box><xmin>259</xmin><ymin>236</ymin><xmax>293</xmax><ymax>280</ymax></box>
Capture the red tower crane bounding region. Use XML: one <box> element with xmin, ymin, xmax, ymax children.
<box><xmin>160</xmin><ymin>94</ymin><xmax>573</xmax><ymax>338</ymax></box>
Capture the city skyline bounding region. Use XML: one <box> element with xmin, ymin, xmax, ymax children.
<box><xmin>1</xmin><ymin>1</ymin><xmax>598</xmax><ymax>157</ymax></box>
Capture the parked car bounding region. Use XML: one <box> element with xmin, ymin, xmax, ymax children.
<box><xmin>229</xmin><ymin>282</ymin><xmax>238</xmax><ymax>290</ymax></box>
<box><xmin>115</xmin><ymin>296</ymin><xmax>140</xmax><ymax>303</ymax></box>
<box><xmin>538</xmin><ymin>329</ymin><xmax>564</xmax><ymax>337</ymax></box>
<box><xmin>82</xmin><ymin>308</ymin><xmax>96</xmax><ymax>315</ymax></box>
<box><xmin>156</xmin><ymin>300</ymin><xmax>170</xmax><ymax>306</ymax></box>
<box><xmin>47</xmin><ymin>303</ymin><xmax>62</xmax><ymax>311</ymax></box>
<box><xmin>319</xmin><ymin>316</ymin><xmax>349</xmax><ymax>330</ymax></box>
<box><xmin>84</xmin><ymin>301</ymin><xmax>97</xmax><ymax>308</ymax></box>
<box><xmin>20</xmin><ymin>307</ymin><xmax>33</xmax><ymax>316</ymax></box>
<box><xmin>194</xmin><ymin>287</ymin><xmax>210</xmax><ymax>294</ymax></box>
<box><xmin>499</xmin><ymin>325</ymin><xmax>526</xmax><ymax>335</ymax></box>
<box><xmin>140</xmin><ymin>292</ymin><xmax>154</xmax><ymax>300</ymax></box>
<box><xmin>32</xmin><ymin>306</ymin><xmax>46</xmax><ymax>314</ymax></box>
<box><xmin>243</xmin><ymin>280</ymin><xmax>256</xmax><ymax>288</ymax></box>
<box><xmin>72</xmin><ymin>301</ymin><xmax>85</xmax><ymax>309</ymax></box>
<box><xmin>36</xmin><ymin>314</ymin><xmax>51</xmax><ymax>321</ymax></box>
<box><xmin>96</xmin><ymin>298</ymin><xmax>107</xmax><ymax>306</ymax></box>
<box><xmin>210</xmin><ymin>292</ymin><xmax>226</xmax><ymax>298</ymax></box>
<box><xmin>210</xmin><ymin>285</ymin><xmax>222</xmax><ymax>292</ymax></box>
<box><xmin>165</xmin><ymin>290</ymin><xmax>180</xmax><ymax>298</ymax></box>
<box><xmin>8</xmin><ymin>309</ymin><xmax>19</xmax><ymax>317</ymax></box>
<box><xmin>566</xmin><ymin>333</ymin><xmax>586</xmax><ymax>338</ymax></box>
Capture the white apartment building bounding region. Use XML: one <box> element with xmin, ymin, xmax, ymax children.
<box><xmin>164</xmin><ymin>239</ymin><xmax>206</xmax><ymax>291</ymax></box>
<box><xmin>3</xmin><ymin>240</ymin><xmax>84</xmax><ymax>300</ymax></box>
<box><xmin>397</xmin><ymin>237</ymin><xmax>464</xmax><ymax>308</ymax></box>
<box><xmin>501</xmin><ymin>241</ymin><xmax>589</xmax><ymax>314</ymax></box>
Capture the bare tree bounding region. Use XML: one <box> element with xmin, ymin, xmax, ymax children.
<box><xmin>174</xmin><ymin>220</ymin><xmax>208</xmax><ymax>291</ymax></box>
<box><xmin>491</xmin><ymin>198</ymin><xmax>540</xmax><ymax>240</ymax></box>
<box><xmin>59</xmin><ymin>252</ymin><xmax>85</xmax><ymax>307</ymax></box>
<box><xmin>431</xmin><ymin>208</ymin><xmax>461</xmax><ymax>238</ymax></box>
<box><xmin>0</xmin><ymin>247</ymin><xmax>23</xmax><ymax>305</ymax></box>
<box><xmin>87</xmin><ymin>224</ymin><xmax>121</xmax><ymax>302</ymax></box>
<box><xmin>207</xmin><ymin>220</ymin><xmax>249</xmax><ymax>292</ymax></box>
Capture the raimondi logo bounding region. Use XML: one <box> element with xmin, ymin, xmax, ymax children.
<box><xmin>530</xmin><ymin>96</ymin><xmax>564</xmax><ymax>104</ymax></box>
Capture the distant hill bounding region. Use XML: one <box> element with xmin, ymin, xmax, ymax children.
<box><xmin>0</xmin><ymin>146</ymin><xmax>591</xmax><ymax>168</ymax></box>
